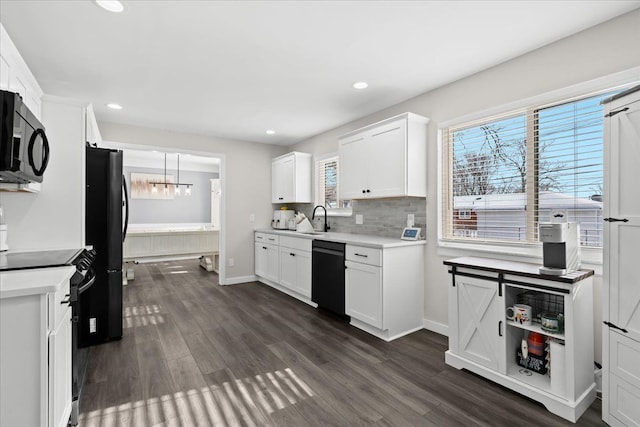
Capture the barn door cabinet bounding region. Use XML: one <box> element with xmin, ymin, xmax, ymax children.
<box><xmin>444</xmin><ymin>257</ymin><xmax>596</xmax><ymax>423</ymax></box>
<box><xmin>338</xmin><ymin>112</ymin><xmax>429</xmax><ymax>200</ymax></box>
<box><xmin>602</xmin><ymin>85</ymin><xmax>640</xmax><ymax>427</ymax></box>
<box><xmin>271</xmin><ymin>152</ymin><xmax>312</xmax><ymax>203</ymax></box>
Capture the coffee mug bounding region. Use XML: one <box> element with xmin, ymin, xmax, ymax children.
<box><xmin>506</xmin><ymin>304</ymin><xmax>532</xmax><ymax>326</ymax></box>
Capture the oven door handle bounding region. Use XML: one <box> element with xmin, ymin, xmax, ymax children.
<box><xmin>78</xmin><ymin>269</ymin><xmax>97</xmax><ymax>295</ymax></box>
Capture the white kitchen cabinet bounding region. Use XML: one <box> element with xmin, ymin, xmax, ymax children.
<box><xmin>602</xmin><ymin>86</ymin><xmax>640</xmax><ymax>427</ymax></box>
<box><xmin>345</xmin><ymin>259</ymin><xmax>382</xmax><ymax>329</ymax></box>
<box><xmin>345</xmin><ymin>243</ymin><xmax>424</xmax><ymax>341</ymax></box>
<box><xmin>338</xmin><ymin>113</ymin><xmax>429</xmax><ymax>199</ymax></box>
<box><xmin>256</xmin><ymin>232</ymin><xmax>314</xmax><ymax>305</ymax></box>
<box><xmin>0</xmin><ymin>267</ymin><xmax>75</xmax><ymax>427</ymax></box>
<box><xmin>255</xmin><ymin>241</ymin><xmax>279</xmax><ymax>283</ymax></box>
<box><xmin>271</xmin><ymin>152</ymin><xmax>312</xmax><ymax>203</ymax></box>
<box><xmin>444</xmin><ymin>257</ymin><xmax>595</xmax><ymax>423</ymax></box>
<box><xmin>85</xmin><ymin>104</ymin><xmax>103</xmax><ymax>146</ymax></box>
<box><xmin>279</xmin><ymin>235</ymin><xmax>312</xmax><ymax>298</ymax></box>
<box><xmin>0</xmin><ymin>24</ymin><xmax>43</xmax><ymax>119</ymax></box>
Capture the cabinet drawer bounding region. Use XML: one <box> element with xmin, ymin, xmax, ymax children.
<box><xmin>280</xmin><ymin>236</ymin><xmax>311</xmax><ymax>252</ymax></box>
<box><xmin>346</xmin><ymin>245</ymin><xmax>382</xmax><ymax>266</ymax></box>
<box><xmin>255</xmin><ymin>232</ymin><xmax>279</xmax><ymax>245</ymax></box>
<box><xmin>49</xmin><ymin>278</ymin><xmax>71</xmax><ymax>330</ymax></box>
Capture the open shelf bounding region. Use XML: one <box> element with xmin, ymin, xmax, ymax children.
<box><xmin>507</xmin><ymin>364</ymin><xmax>553</xmax><ymax>394</ymax></box>
<box><xmin>505</xmin><ymin>320</ymin><xmax>566</xmax><ymax>341</ymax></box>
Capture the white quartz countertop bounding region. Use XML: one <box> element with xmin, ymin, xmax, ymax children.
<box><xmin>255</xmin><ymin>228</ymin><xmax>426</xmax><ymax>248</ymax></box>
<box><xmin>0</xmin><ymin>266</ymin><xmax>75</xmax><ymax>299</ymax></box>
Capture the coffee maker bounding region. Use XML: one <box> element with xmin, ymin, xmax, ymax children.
<box><xmin>539</xmin><ymin>222</ymin><xmax>581</xmax><ymax>276</ymax></box>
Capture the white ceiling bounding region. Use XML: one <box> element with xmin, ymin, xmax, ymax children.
<box><xmin>2</xmin><ymin>1</ymin><xmax>639</xmax><ymax>145</ymax></box>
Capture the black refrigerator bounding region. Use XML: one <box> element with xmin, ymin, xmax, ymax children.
<box><xmin>79</xmin><ymin>146</ymin><xmax>128</xmax><ymax>347</ymax></box>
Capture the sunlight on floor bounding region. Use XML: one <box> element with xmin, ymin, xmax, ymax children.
<box><xmin>79</xmin><ymin>368</ymin><xmax>314</xmax><ymax>426</ymax></box>
<box><xmin>122</xmin><ymin>305</ymin><xmax>165</xmax><ymax>329</ymax></box>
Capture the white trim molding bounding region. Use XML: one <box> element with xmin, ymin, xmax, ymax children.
<box><xmin>423</xmin><ymin>318</ymin><xmax>448</xmax><ymax>337</ymax></box>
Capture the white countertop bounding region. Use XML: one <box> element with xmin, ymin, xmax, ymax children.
<box><xmin>255</xmin><ymin>228</ymin><xmax>426</xmax><ymax>248</ymax></box>
<box><xmin>0</xmin><ymin>266</ymin><xmax>75</xmax><ymax>299</ymax></box>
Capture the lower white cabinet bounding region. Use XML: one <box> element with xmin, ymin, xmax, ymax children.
<box><xmin>345</xmin><ymin>259</ymin><xmax>382</xmax><ymax>329</ymax></box>
<box><xmin>255</xmin><ymin>242</ymin><xmax>279</xmax><ymax>283</ymax></box>
<box><xmin>255</xmin><ymin>232</ymin><xmax>313</xmax><ymax>305</ymax></box>
<box><xmin>0</xmin><ymin>267</ymin><xmax>75</xmax><ymax>427</ymax></box>
<box><xmin>49</xmin><ymin>305</ymin><xmax>73</xmax><ymax>427</ymax></box>
<box><xmin>444</xmin><ymin>257</ymin><xmax>596</xmax><ymax>423</ymax></box>
<box><xmin>279</xmin><ymin>247</ymin><xmax>312</xmax><ymax>298</ymax></box>
<box><xmin>345</xmin><ymin>244</ymin><xmax>424</xmax><ymax>341</ymax></box>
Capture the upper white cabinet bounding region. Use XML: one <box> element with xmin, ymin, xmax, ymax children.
<box><xmin>85</xmin><ymin>104</ymin><xmax>103</xmax><ymax>146</ymax></box>
<box><xmin>272</xmin><ymin>152</ymin><xmax>312</xmax><ymax>203</ymax></box>
<box><xmin>0</xmin><ymin>24</ymin><xmax>43</xmax><ymax>119</ymax></box>
<box><xmin>339</xmin><ymin>113</ymin><xmax>429</xmax><ymax>199</ymax></box>
<box><xmin>602</xmin><ymin>86</ymin><xmax>640</xmax><ymax>427</ymax></box>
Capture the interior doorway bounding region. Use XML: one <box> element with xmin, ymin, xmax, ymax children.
<box><xmin>100</xmin><ymin>141</ymin><xmax>227</xmax><ymax>285</ymax></box>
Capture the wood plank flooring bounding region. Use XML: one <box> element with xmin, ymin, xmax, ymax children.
<box><xmin>79</xmin><ymin>260</ymin><xmax>605</xmax><ymax>426</ymax></box>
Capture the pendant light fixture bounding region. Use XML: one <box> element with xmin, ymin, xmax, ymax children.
<box><xmin>151</xmin><ymin>153</ymin><xmax>193</xmax><ymax>196</ymax></box>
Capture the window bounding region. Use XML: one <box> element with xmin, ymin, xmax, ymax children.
<box><xmin>441</xmin><ymin>89</ymin><xmax>625</xmax><ymax>249</ymax></box>
<box><xmin>315</xmin><ymin>154</ymin><xmax>352</xmax><ymax>215</ymax></box>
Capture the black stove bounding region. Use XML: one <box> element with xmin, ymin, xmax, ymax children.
<box><xmin>0</xmin><ymin>248</ymin><xmax>84</xmax><ymax>271</ymax></box>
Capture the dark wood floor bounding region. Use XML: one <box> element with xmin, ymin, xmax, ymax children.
<box><xmin>79</xmin><ymin>260</ymin><xmax>605</xmax><ymax>426</ymax></box>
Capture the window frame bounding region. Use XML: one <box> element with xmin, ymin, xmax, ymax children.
<box><xmin>437</xmin><ymin>71</ymin><xmax>639</xmax><ymax>265</ymax></box>
<box><xmin>314</xmin><ymin>152</ymin><xmax>352</xmax><ymax>217</ymax></box>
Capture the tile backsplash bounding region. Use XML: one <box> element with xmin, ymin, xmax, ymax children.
<box><xmin>277</xmin><ymin>197</ymin><xmax>426</xmax><ymax>239</ymax></box>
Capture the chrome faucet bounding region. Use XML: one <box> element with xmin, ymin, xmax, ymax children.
<box><xmin>312</xmin><ymin>205</ymin><xmax>330</xmax><ymax>232</ymax></box>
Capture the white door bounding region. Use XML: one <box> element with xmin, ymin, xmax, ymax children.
<box><xmin>367</xmin><ymin>118</ymin><xmax>407</xmax><ymax>198</ymax></box>
<box><xmin>339</xmin><ymin>133</ymin><xmax>368</xmax><ymax>199</ymax></box>
<box><xmin>264</xmin><ymin>244</ymin><xmax>280</xmax><ymax>283</ymax></box>
<box><xmin>345</xmin><ymin>261</ymin><xmax>383</xmax><ymax>329</ymax></box>
<box><xmin>607</xmin><ymin>98</ymin><xmax>640</xmax><ymax>343</ymax></box>
<box><xmin>49</xmin><ymin>307</ymin><xmax>72</xmax><ymax>427</ymax></box>
<box><xmin>255</xmin><ymin>243</ymin><xmax>267</xmax><ymax>278</ymax></box>
<box><xmin>452</xmin><ymin>275</ymin><xmax>505</xmax><ymax>373</ymax></box>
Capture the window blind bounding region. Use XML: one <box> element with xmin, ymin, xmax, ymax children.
<box><xmin>317</xmin><ymin>156</ymin><xmax>339</xmax><ymax>208</ymax></box>
<box><xmin>441</xmin><ymin>89</ymin><xmax>621</xmax><ymax>247</ymax></box>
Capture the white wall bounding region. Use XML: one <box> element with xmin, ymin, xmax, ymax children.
<box><xmin>98</xmin><ymin>122</ymin><xmax>285</xmax><ymax>283</ymax></box>
<box><xmin>0</xmin><ymin>96</ymin><xmax>86</xmax><ymax>251</ymax></box>
<box><xmin>290</xmin><ymin>9</ymin><xmax>640</xmax><ymax>363</ymax></box>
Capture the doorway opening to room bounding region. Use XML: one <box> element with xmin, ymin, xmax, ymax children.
<box><xmin>100</xmin><ymin>142</ymin><xmax>227</xmax><ymax>285</ymax></box>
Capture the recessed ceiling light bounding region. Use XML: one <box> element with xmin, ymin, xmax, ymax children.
<box><xmin>353</xmin><ymin>82</ymin><xmax>369</xmax><ymax>89</ymax></box>
<box><xmin>96</xmin><ymin>0</ymin><xmax>124</xmax><ymax>13</ymax></box>
<box><xmin>266</xmin><ymin>130</ymin><xmax>276</xmax><ymax>135</ymax></box>
<box><xmin>107</xmin><ymin>103</ymin><xmax>123</xmax><ymax>110</ymax></box>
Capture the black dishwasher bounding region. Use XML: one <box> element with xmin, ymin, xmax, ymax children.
<box><xmin>312</xmin><ymin>240</ymin><xmax>347</xmax><ymax>316</ymax></box>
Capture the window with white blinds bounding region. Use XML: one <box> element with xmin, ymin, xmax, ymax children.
<box><xmin>316</xmin><ymin>155</ymin><xmax>352</xmax><ymax>215</ymax></box>
<box><xmin>441</xmin><ymin>89</ymin><xmax>622</xmax><ymax>248</ymax></box>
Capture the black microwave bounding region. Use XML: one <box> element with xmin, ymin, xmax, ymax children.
<box><xmin>0</xmin><ymin>90</ymin><xmax>50</xmax><ymax>183</ymax></box>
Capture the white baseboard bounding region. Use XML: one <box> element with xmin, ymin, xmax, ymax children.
<box><xmin>221</xmin><ymin>275</ymin><xmax>257</xmax><ymax>285</ymax></box>
<box><xmin>423</xmin><ymin>318</ymin><xmax>448</xmax><ymax>337</ymax></box>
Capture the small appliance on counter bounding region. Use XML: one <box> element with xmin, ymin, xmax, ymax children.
<box><xmin>539</xmin><ymin>222</ymin><xmax>581</xmax><ymax>275</ymax></box>
<box><xmin>272</xmin><ymin>209</ymin><xmax>295</xmax><ymax>229</ymax></box>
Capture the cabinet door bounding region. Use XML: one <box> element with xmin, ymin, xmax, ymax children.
<box><xmin>279</xmin><ymin>248</ymin><xmax>297</xmax><ymax>291</ymax></box>
<box><xmin>339</xmin><ymin>133</ymin><xmax>368</xmax><ymax>199</ymax></box>
<box><xmin>255</xmin><ymin>243</ymin><xmax>268</xmax><ymax>277</ymax></box>
<box><xmin>293</xmin><ymin>250</ymin><xmax>311</xmax><ymax>298</ymax></box>
<box><xmin>607</xmin><ymin>98</ymin><xmax>640</xmax><ymax>343</ymax></box>
<box><xmin>49</xmin><ymin>307</ymin><xmax>72</xmax><ymax>427</ymax></box>
<box><xmin>272</xmin><ymin>156</ymin><xmax>294</xmax><ymax>203</ymax></box>
<box><xmin>367</xmin><ymin>118</ymin><xmax>407</xmax><ymax>198</ymax></box>
<box><xmin>452</xmin><ymin>275</ymin><xmax>505</xmax><ymax>373</ymax></box>
<box><xmin>345</xmin><ymin>261</ymin><xmax>383</xmax><ymax>329</ymax></box>
<box><xmin>264</xmin><ymin>244</ymin><xmax>280</xmax><ymax>283</ymax></box>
